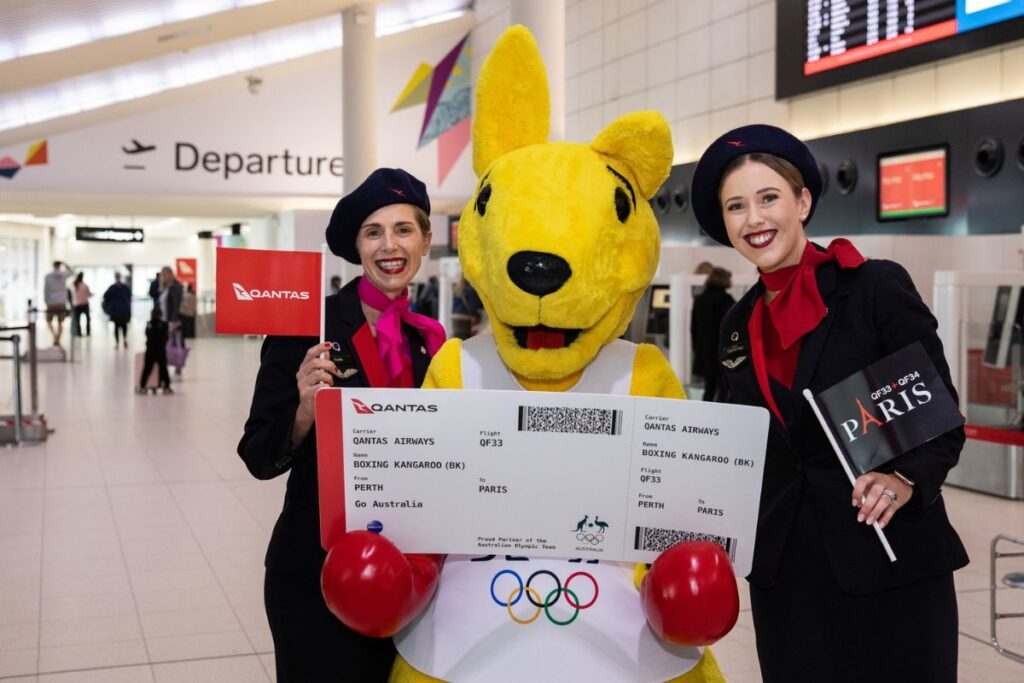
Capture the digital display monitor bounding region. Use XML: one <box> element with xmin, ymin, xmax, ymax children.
<box><xmin>448</xmin><ymin>218</ymin><xmax>459</xmax><ymax>255</ymax></box>
<box><xmin>646</xmin><ymin>286</ymin><xmax>670</xmax><ymax>336</ymax></box>
<box><xmin>650</xmin><ymin>287</ymin><xmax>671</xmax><ymax>310</ymax></box>
<box><xmin>983</xmin><ymin>285</ymin><xmax>1023</xmax><ymax>368</ymax></box>
<box><xmin>777</xmin><ymin>1</ymin><xmax>1024</xmax><ymax>97</ymax></box>
<box><xmin>877</xmin><ymin>146</ymin><xmax>948</xmax><ymax>221</ymax></box>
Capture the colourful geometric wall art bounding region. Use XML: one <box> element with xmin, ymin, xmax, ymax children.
<box><xmin>24</xmin><ymin>140</ymin><xmax>48</xmax><ymax>166</ymax></box>
<box><xmin>0</xmin><ymin>156</ymin><xmax>20</xmax><ymax>179</ymax></box>
<box><xmin>392</xmin><ymin>35</ymin><xmax>471</xmax><ymax>186</ymax></box>
<box><xmin>391</xmin><ymin>64</ymin><xmax>434</xmax><ymax>112</ymax></box>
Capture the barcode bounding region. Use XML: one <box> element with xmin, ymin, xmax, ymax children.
<box><xmin>517</xmin><ymin>406</ymin><xmax>624</xmax><ymax>435</ymax></box>
<box><xmin>633</xmin><ymin>526</ymin><xmax>738</xmax><ymax>562</ymax></box>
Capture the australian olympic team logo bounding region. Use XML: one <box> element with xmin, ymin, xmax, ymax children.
<box><xmin>572</xmin><ymin>514</ymin><xmax>609</xmax><ymax>545</ymax></box>
<box><xmin>490</xmin><ymin>569</ymin><xmax>599</xmax><ymax>625</ymax></box>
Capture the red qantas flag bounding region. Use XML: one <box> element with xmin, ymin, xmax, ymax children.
<box><xmin>216</xmin><ymin>247</ymin><xmax>321</xmax><ymax>336</ymax></box>
<box><xmin>175</xmin><ymin>258</ymin><xmax>197</xmax><ymax>289</ymax></box>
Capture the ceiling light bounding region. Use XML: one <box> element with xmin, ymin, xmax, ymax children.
<box><xmin>0</xmin><ymin>5</ymin><xmax>471</xmax><ymax>133</ymax></box>
<box><xmin>0</xmin><ymin>0</ymin><xmax>276</xmax><ymax>63</ymax></box>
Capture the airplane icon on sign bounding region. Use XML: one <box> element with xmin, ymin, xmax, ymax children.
<box><xmin>122</xmin><ymin>139</ymin><xmax>156</xmax><ymax>155</ymax></box>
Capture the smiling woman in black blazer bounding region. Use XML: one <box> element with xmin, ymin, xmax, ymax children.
<box><xmin>237</xmin><ymin>168</ymin><xmax>445</xmax><ymax>683</ymax></box>
<box><xmin>691</xmin><ymin>125</ymin><xmax>968</xmax><ymax>683</ymax></box>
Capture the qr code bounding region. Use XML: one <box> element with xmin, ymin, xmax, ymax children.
<box><xmin>633</xmin><ymin>526</ymin><xmax>737</xmax><ymax>562</ymax></box>
<box><xmin>517</xmin><ymin>406</ymin><xmax>624</xmax><ymax>435</ymax></box>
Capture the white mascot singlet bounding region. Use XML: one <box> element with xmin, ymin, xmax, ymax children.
<box><xmin>393</xmin><ymin>335</ymin><xmax>703</xmax><ymax>683</ymax></box>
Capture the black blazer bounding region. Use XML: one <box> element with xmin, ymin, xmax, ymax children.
<box><xmin>720</xmin><ymin>254</ymin><xmax>968</xmax><ymax>595</ymax></box>
<box><xmin>237</xmin><ymin>277</ymin><xmax>432</xmax><ymax>578</ymax></box>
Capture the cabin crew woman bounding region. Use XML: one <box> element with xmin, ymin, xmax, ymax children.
<box><xmin>238</xmin><ymin>168</ymin><xmax>445</xmax><ymax>682</ymax></box>
<box><xmin>690</xmin><ymin>125</ymin><xmax>968</xmax><ymax>683</ymax></box>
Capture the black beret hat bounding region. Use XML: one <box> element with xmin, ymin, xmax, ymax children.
<box><xmin>691</xmin><ymin>124</ymin><xmax>822</xmax><ymax>247</ymax></box>
<box><xmin>326</xmin><ymin>168</ymin><xmax>431</xmax><ymax>264</ymax></box>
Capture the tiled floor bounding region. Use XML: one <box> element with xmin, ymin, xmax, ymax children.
<box><xmin>0</xmin><ymin>330</ymin><xmax>1022</xmax><ymax>682</ymax></box>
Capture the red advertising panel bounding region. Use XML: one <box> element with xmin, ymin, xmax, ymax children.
<box><xmin>215</xmin><ymin>247</ymin><xmax>321</xmax><ymax>336</ymax></box>
<box><xmin>175</xmin><ymin>258</ymin><xmax>197</xmax><ymax>289</ymax></box>
<box><xmin>878</xmin><ymin>147</ymin><xmax>948</xmax><ymax>221</ymax></box>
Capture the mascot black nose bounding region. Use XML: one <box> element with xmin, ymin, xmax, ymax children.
<box><xmin>507</xmin><ymin>251</ymin><xmax>572</xmax><ymax>297</ymax></box>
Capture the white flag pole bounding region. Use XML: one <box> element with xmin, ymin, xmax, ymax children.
<box><xmin>802</xmin><ymin>388</ymin><xmax>897</xmax><ymax>563</ymax></box>
<box><xmin>320</xmin><ymin>243</ymin><xmax>328</xmax><ymax>346</ymax></box>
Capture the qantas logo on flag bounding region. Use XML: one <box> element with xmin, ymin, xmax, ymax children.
<box><xmin>233</xmin><ymin>283</ymin><xmax>254</xmax><ymax>301</ymax></box>
<box><xmin>352</xmin><ymin>399</ymin><xmax>375</xmax><ymax>414</ymax></box>
<box><xmin>232</xmin><ymin>282</ymin><xmax>310</xmax><ymax>301</ymax></box>
<box><xmin>216</xmin><ymin>247</ymin><xmax>321</xmax><ymax>336</ymax></box>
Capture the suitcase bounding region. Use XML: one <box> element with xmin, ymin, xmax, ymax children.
<box><xmin>135</xmin><ymin>352</ymin><xmax>161</xmax><ymax>391</ymax></box>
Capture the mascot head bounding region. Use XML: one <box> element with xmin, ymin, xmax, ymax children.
<box><xmin>459</xmin><ymin>26</ymin><xmax>673</xmax><ymax>381</ymax></box>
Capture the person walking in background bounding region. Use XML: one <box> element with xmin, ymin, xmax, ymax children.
<box><xmin>102</xmin><ymin>272</ymin><xmax>132</xmax><ymax>349</ymax></box>
<box><xmin>148</xmin><ymin>275</ymin><xmax>160</xmax><ymax>311</ymax></box>
<box><xmin>158</xmin><ymin>266</ymin><xmax>182</xmax><ymax>327</ymax></box>
<box><xmin>139</xmin><ymin>308</ymin><xmax>172</xmax><ymax>394</ymax></box>
<box><xmin>71</xmin><ymin>272</ymin><xmax>92</xmax><ymax>337</ymax></box>
<box><xmin>414</xmin><ymin>275</ymin><xmax>439</xmax><ymax>319</ymax></box>
<box><xmin>43</xmin><ymin>261</ymin><xmax>72</xmax><ymax>348</ymax></box>
<box><xmin>329</xmin><ymin>275</ymin><xmax>342</xmax><ymax>296</ymax></box>
<box><xmin>691</xmin><ymin>260</ymin><xmax>714</xmax><ymax>297</ymax></box>
<box><xmin>157</xmin><ymin>267</ymin><xmax>185</xmax><ymax>376</ymax></box>
<box><xmin>178</xmin><ymin>283</ymin><xmax>197</xmax><ymax>346</ymax></box>
<box><xmin>451</xmin><ymin>276</ymin><xmax>483</xmax><ymax>339</ymax></box>
<box><xmin>690</xmin><ymin>267</ymin><xmax>735</xmax><ymax>401</ymax></box>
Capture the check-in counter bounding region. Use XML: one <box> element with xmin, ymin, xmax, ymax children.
<box><xmin>934</xmin><ymin>270</ymin><xmax>1024</xmax><ymax>499</ymax></box>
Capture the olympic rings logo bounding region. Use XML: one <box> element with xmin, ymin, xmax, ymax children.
<box><xmin>489</xmin><ymin>570</ymin><xmax>599</xmax><ymax>626</ymax></box>
<box><xmin>576</xmin><ymin>532</ymin><xmax>604</xmax><ymax>545</ymax></box>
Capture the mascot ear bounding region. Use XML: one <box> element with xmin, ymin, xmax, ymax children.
<box><xmin>473</xmin><ymin>25</ymin><xmax>550</xmax><ymax>176</ymax></box>
<box><xmin>591</xmin><ymin>111</ymin><xmax>673</xmax><ymax>200</ymax></box>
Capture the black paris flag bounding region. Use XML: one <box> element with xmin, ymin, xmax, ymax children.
<box><xmin>812</xmin><ymin>342</ymin><xmax>965</xmax><ymax>475</ymax></box>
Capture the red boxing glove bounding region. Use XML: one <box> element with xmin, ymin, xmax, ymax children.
<box><xmin>640</xmin><ymin>541</ymin><xmax>739</xmax><ymax>647</ymax></box>
<box><xmin>321</xmin><ymin>531</ymin><xmax>443</xmax><ymax>638</ymax></box>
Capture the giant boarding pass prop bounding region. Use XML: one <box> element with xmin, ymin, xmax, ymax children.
<box><xmin>316</xmin><ymin>388</ymin><xmax>768</xmax><ymax>576</ymax></box>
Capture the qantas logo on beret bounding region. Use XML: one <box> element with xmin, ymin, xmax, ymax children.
<box><xmin>726</xmin><ymin>140</ymin><xmax>744</xmax><ymax>147</ymax></box>
<box><xmin>390</xmin><ymin>188</ymin><xmax>405</xmax><ymax>197</ymax></box>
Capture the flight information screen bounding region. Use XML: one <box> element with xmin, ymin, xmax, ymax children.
<box><xmin>777</xmin><ymin>0</ymin><xmax>1024</xmax><ymax>96</ymax></box>
<box><xmin>878</xmin><ymin>146</ymin><xmax>948</xmax><ymax>221</ymax></box>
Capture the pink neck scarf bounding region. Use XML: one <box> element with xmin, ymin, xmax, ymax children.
<box><xmin>357</xmin><ymin>277</ymin><xmax>446</xmax><ymax>382</ymax></box>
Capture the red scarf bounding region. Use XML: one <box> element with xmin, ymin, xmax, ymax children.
<box><xmin>760</xmin><ymin>239</ymin><xmax>865</xmax><ymax>350</ymax></box>
<box><xmin>748</xmin><ymin>239</ymin><xmax>865</xmax><ymax>424</ymax></box>
<box><xmin>357</xmin><ymin>277</ymin><xmax>446</xmax><ymax>383</ymax></box>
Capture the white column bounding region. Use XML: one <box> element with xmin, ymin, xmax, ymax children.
<box><xmin>342</xmin><ymin>4</ymin><xmax>378</xmax><ymax>191</ymax></box>
<box><xmin>510</xmin><ymin>0</ymin><xmax>566</xmax><ymax>141</ymax></box>
<box><xmin>339</xmin><ymin>4</ymin><xmax>378</xmax><ymax>285</ymax></box>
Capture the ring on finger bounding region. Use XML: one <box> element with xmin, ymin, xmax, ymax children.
<box><xmin>882</xmin><ymin>488</ymin><xmax>898</xmax><ymax>505</ymax></box>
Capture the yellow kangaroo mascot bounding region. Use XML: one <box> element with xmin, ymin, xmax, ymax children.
<box><xmin>321</xmin><ymin>25</ymin><xmax>739</xmax><ymax>683</ymax></box>
<box><xmin>390</xmin><ymin>25</ymin><xmax>732</xmax><ymax>683</ymax></box>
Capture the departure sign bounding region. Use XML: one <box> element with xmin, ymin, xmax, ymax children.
<box><xmin>778</xmin><ymin>0</ymin><xmax>1024</xmax><ymax>96</ymax></box>
<box><xmin>878</xmin><ymin>147</ymin><xmax>948</xmax><ymax>221</ymax></box>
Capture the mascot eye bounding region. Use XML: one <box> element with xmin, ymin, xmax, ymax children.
<box><xmin>476</xmin><ymin>184</ymin><xmax>492</xmax><ymax>216</ymax></box>
<box><xmin>614</xmin><ymin>187</ymin><xmax>631</xmax><ymax>223</ymax></box>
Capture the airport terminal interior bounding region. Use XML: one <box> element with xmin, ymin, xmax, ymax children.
<box><xmin>2</xmin><ymin>0</ymin><xmax>1024</xmax><ymax>681</ymax></box>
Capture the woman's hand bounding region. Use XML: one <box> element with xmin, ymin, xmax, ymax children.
<box><xmin>852</xmin><ymin>472</ymin><xmax>913</xmax><ymax>530</ymax></box>
<box><xmin>291</xmin><ymin>342</ymin><xmax>339</xmax><ymax>449</ymax></box>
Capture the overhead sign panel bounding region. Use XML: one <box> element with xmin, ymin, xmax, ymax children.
<box><xmin>76</xmin><ymin>227</ymin><xmax>145</xmax><ymax>243</ymax></box>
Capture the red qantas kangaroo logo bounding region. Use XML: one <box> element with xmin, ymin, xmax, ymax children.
<box><xmin>351</xmin><ymin>398</ymin><xmax>375</xmax><ymax>414</ymax></box>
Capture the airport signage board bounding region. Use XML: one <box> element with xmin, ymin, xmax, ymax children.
<box><xmin>76</xmin><ymin>227</ymin><xmax>144</xmax><ymax>243</ymax></box>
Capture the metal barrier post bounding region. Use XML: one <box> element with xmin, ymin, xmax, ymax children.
<box><xmin>5</xmin><ymin>334</ymin><xmax>24</xmax><ymax>445</ymax></box>
<box><xmin>989</xmin><ymin>534</ymin><xmax>1024</xmax><ymax>664</ymax></box>
<box><xmin>27</xmin><ymin>300</ymin><xmax>39</xmax><ymax>415</ymax></box>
